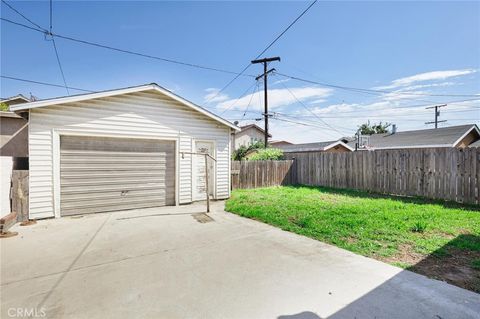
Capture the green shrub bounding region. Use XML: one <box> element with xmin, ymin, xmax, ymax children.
<box><xmin>249</xmin><ymin>148</ymin><xmax>284</xmax><ymax>161</ymax></box>
<box><xmin>232</xmin><ymin>140</ymin><xmax>264</xmax><ymax>161</ymax></box>
<box><xmin>410</xmin><ymin>221</ymin><xmax>428</xmax><ymax>233</ymax></box>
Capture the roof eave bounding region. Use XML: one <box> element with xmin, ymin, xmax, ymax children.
<box><xmin>9</xmin><ymin>84</ymin><xmax>240</xmax><ymax>131</ymax></box>
<box><xmin>452</xmin><ymin>125</ymin><xmax>480</xmax><ymax>147</ymax></box>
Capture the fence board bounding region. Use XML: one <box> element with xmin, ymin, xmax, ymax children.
<box><xmin>231</xmin><ymin>160</ymin><xmax>295</xmax><ymax>189</ymax></box>
<box><xmin>231</xmin><ymin>148</ymin><xmax>480</xmax><ymax>205</ymax></box>
<box><xmin>231</xmin><ymin>148</ymin><xmax>480</xmax><ymax>204</ymax></box>
<box><xmin>11</xmin><ymin>170</ymin><xmax>29</xmax><ymax>221</ymax></box>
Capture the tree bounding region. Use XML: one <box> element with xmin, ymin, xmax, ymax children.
<box><xmin>358</xmin><ymin>121</ymin><xmax>390</xmax><ymax>135</ymax></box>
<box><xmin>0</xmin><ymin>102</ymin><xmax>9</xmax><ymax>111</ymax></box>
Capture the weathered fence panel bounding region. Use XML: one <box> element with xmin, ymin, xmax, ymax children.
<box><xmin>11</xmin><ymin>170</ymin><xmax>29</xmax><ymax>221</ymax></box>
<box><xmin>284</xmin><ymin>148</ymin><xmax>479</xmax><ymax>205</ymax></box>
<box><xmin>231</xmin><ymin>160</ymin><xmax>295</xmax><ymax>189</ymax></box>
<box><xmin>231</xmin><ymin>148</ymin><xmax>479</xmax><ymax>205</ymax></box>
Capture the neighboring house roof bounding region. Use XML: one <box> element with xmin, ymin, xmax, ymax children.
<box><xmin>346</xmin><ymin>124</ymin><xmax>480</xmax><ymax>150</ymax></box>
<box><xmin>9</xmin><ymin>83</ymin><xmax>240</xmax><ymax>131</ymax></box>
<box><xmin>469</xmin><ymin>139</ymin><xmax>480</xmax><ymax>148</ymax></box>
<box><xmin>0</xmin><ymin>94</ymin><xmax>31</xmax><ymax>105</ymax></box>
<box><xmin>270</xmin><ymin>140</ymin><xmax>293</xmax><ymax>145</ymax></box>
<box><xmin>238</xmin><ymin>124</ymin><xmax>272</xmax><ymax>137</ymax></box>
<box><xmin>0</xmin><ymin>111</ymin><xmax>24</xmax><ymax>119</ymax></box>
<box><xmin>278</xmin><ymin>140</ymin><xmax>354</xmax><ymax>153</ymax></box>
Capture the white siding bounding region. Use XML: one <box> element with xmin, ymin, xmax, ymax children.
<box><xmin>28</xmin><ymin>90</ymin><xmax>231</xmax><ymax>219</ymax></box>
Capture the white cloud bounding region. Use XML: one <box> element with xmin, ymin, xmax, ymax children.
<box><xmin>237</xmin><ymin>97</ymin><xmax>480</xmax><ymax>144</ymax></box>
<box><xmin>374</xmin><ymin>69</ymin><xmax>477</xmax><ymax>90</ymax></box>
<box><xmin>203</xmin><ymin>88</ymin><xmax>229</xmax><ymax>103</ymax></box>
<box><xmin>272</xmin><ymin>79</ymin><xmax>290</xmax><ymax>86</ymax></box>
<box><xmin>216</xmin><ymin>86</ymin><xmax>332</xmax><ymax>111</ymax></box>
<box><xmin>381</xmin><ymin>91</ymin><xmax>430</xmax><ymax>102</ymax></box>
<box><xmin>310</xmin><ymin>98</ymin><xmax>327</xmax><ymax>105</ymax></box>
<box><xmin>397</xmin><ymin>81</ymin><xmax>457</xmax><ymax>91</ymax></box>
<box><xmin>224</xmin><ymin>72</ymin><xmax>479</xmax><ymax>144</ymax></box>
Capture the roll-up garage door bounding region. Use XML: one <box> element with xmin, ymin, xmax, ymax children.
<box><xmin>60</xmin><ymin>136</ymin><xmax>175</xmax><ymax>216</ymax></box>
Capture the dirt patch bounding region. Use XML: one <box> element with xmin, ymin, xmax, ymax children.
<box><xmin>382</xmin><ymin>244</ymin><xmax>480</xmax><ymax>292</ymax></box>
<box><xmin>409</xmin><ymin>248</ymin><xmax>480</xmax><ymax>293</ymax></box>
<box><xmin>344</xmin><ymin>237</ymin><xmax>358</xmax><ymax>245</ymax></box>
<box><xmin>380</xmin><ymin>244</ymin><xmax>424</xmax><ymax>265</ymax></box>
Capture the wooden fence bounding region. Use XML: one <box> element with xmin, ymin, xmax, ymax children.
<box><xmin>11</xmin><ymin>170</ymin><xmax>29</xmax><ymax>221</ymax></box>
<box><xmin>231</xmin><ymin>160</ymin><xmax>295</xmax><ymax>189</ymax></box>
<box><xmin>232</xmin><ymin>148</ymin><xmax>479</xmax><ymax>205</ymax></box>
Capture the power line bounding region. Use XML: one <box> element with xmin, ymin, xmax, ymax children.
<box><xmin>278</xmin><ymin>80</ymin><xmax>348</xmax><ymax>135</ymax></box>
<box><xmin>275</xmin><ymin>72</ymin><xmax>480</xmax><ymax>98</ymax></box>
<box><xmin>271</xmin><ymin>117</ymin><xmax>344</xmax><ymax>139</ymax></box>
<box><xmin>257</xmin><ymin>1</ymin><xmax>317</xmax><ymax>59</ymax></box>
<box><xmin>279</xmin><ymin>107</ymin><xmax>479</xmax><ymax>120</ymax></box>
<box><xmin>1</xmin><ymin>0</ymin><xmax>45</xmax><ymax>31</ymax></box>
<box><xmin>0</xmin><ymin>17</ymin><xmax>256</xmax><ymax>78</ymax></box>
<box><xmin>1</xmin><ymin>75</ymin><xmax>94</xmax><ymax>92</ymax></box>
<box><xmin>219</xmin><ymin>82</ymin><xmax>258</xmax><ymax>115</ymax></box>
<box><xmin>205</xmin><ymin>0</ymin><xmax>317</xmax><ymax>103</ymax></box>
<box><xmin>51</xmin><ymin>38</ymin><xmax>69</xmax><ymax>95</ymax></box>
<box><xmin>46</xmin><ymin>0</ymin><xmax>69</xmax><ymax>95</ymax></box>
<box><xmin>49</xmin><ymin>0</ymin><xmax>53</xmax><ymax>32</ymax></box>
<box><xmin>273</xmin><ymin>112</ymin><xmax>353</xmax><ymax>131</ymax></box>
<box><xmin>242</xmin><ymin>82</ymin><xmax>259</xmax><ymax>119</ymax></box>
<box><xmin>314</xmin><ymin>98</ymin><xmax>480</xmax><ymax>115</ymax></box>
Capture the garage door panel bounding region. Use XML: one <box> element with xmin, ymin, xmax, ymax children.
<box><xmin>60</xmin><ymin>136</ymin><xmax>175</xmax><ymax>216</ymax></box>
<box><xmin>61</xmin><ymin>188</ymin><xmax>170</xmax><ymax>203</ymax></box>
<box><xmin>61</xmin><ymin>201</ymin><xmax>167</xmax><ymax>216</ymax></box>
<box><xmin>60</xmin><ymin>171</ymin><xmax>167</xmax><ymax>179</ymax></box>
<box><xmin>60</xmin><ymin>182</ymin><xmax>170</xmax><ymax>193</ymax></box>
<box><xmin>60</xmin><ymin>165</ymin><xmax>169</xmax><ymax>172</ymax></box>
<box><xmin>60</xmin><ymin>177</ymin><xmax>169</xmax><ymax>187</ymax></box>
<box><xmin>61</xmin><ymin>194</ymin><xmax>171</xmax><ymax>209</ymax></box>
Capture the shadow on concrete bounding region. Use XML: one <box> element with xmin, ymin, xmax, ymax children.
<box><xmin>277</xmin><ymin>235</ymin><xmax>480</xmax><ymax>319</ymax></box>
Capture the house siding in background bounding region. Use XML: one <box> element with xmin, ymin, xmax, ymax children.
<box><xmin>233</xmin><ymin>124</ymin><xmax>271</xmax><ymax>149</ymax></box>
<box><xmin>0</xmin><ymin>112</ymin><xmax>28</xmax><ymax>158</ymax></box>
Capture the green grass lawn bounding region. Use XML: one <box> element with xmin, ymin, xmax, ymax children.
<box><xmin>225</xmin><ymin>186</ymin><xmax>480</xmax><ymax>292</ymax></box>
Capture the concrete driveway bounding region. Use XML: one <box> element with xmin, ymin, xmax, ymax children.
<box><xmin>1</xmin><ymin>201</ymin><xmax>479</xmax><ymax>319</ymax></box>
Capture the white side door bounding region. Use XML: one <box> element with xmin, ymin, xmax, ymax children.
<box><xmin>193</xmin><ymin>141</ymin><xmax>215</xmax><ymax>201</ymax></box>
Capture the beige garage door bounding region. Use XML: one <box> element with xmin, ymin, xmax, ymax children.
<box><xmin>60</xmin><ymin>136</ymin><xmax>175</xmax><ymax>216</ymax></box>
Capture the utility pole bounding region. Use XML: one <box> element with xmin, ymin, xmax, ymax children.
<box><xmin>425</xmin><ymin>104</ymin><xmax>447</xmax><ymax>128</ymax></box>
<box><xmin>251</xmin><ymin>56</ymin><xmax>280</xmax><ymax>147</ymax></box>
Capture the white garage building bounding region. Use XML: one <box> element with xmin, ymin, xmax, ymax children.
<box><xmin>10</xmin><ymin>83</ymin><xmax>239</xmax><ymax>219</ymax></box>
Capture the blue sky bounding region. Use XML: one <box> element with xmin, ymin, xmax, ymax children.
<box><xmin>1</xmin><ymin>0</ymin><xmax>479</xmax><ymax>142</ymax></box>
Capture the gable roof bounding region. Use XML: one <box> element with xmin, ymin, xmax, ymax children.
<box><xmin>0</xmin><ymin>111</ymin><xmax>24</xmax><ymax>119</ymax></box>
<box><xmin>9</xmin><ymin>83</ymin><xmax>240</xmax><ymax>131</ymax></box>
<box><xmin>346</xmin><ymin>124</ymin><xmax>480</xmax><ymax>150</ymax></box>
<box><xmin>278</xmin><ymin>140</ymin><xmax>354</xmax><ymax>153</ymax></box>
<box><xmin>238</xmin><ymin>124</ymin><xmax>272</xmax><ymax>137</ymax></box>
<box><xmin>0</xmin><ymin>94</ymin><xmax>30</xmax><ymax>104</ymax></box>
<box><xmin>270</xmin><ymin>140</ymin><xmax>293</xmax><ymax>145</ymax></box>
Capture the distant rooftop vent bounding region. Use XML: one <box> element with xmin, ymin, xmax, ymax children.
<box><xmin>392</xmin><ymin>124</ymin><xmax>397</xmax><ymax>134</ymax></box>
